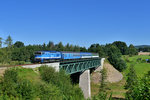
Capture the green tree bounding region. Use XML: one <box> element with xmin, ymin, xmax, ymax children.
<box><xmin>14</xmin><ymin>41</ymin><xmax>24</xmax><ymax>48</ymax></box>
<box><xmin>5</xmin><ymin>35</ymin><xmax>13</xmax><ymax>48</ymax></box>
<box><xmin>47</xmin><ymin>41</ymin><xmax>54</xmax><ymax>50</ymax></box>
<box><xmin>88</xmin><ymin>44</ymin><xmax>105</xmax><ymax>57</ymax></box>
<box><xmin>113</xmin><ymin>41</ymin><xmax>128</xmax><ymax>55</ymax></box>
<box><xmin>125</xmin><ymin>64</ymin><xmax>138</xmax><ymax>89</ymax></box>
<box><xmin>108</xmin><ymin>45</ymin><xmax>126</xmax><ymax>71</ymax></box>
<box><xmin>73</xmin><ymin>45</ymin><xmax>80</xmax><ymax>52</ymax></box>
<box><xmin>42</xmin><ymin>43</ymin><xmax>46</xmax><ymax>50</ymax></box>
<box><xmin>80</xmin><ymin>47</ymin><xmax>87</xmax><ymax>52</ymax></box>
<box><xmin>12</xmin><ymin>47</ymin><xmax>30</xmax><ymax>61</ymax></box>
<box><xmin>128</xmin><ymin>44</ymin><xmax>138</xmax><ymax>56</ymax></box>
<box><xmin>65</xmin><ymin>43</ymin><xmax>70</xmax><ymax>51</ymax></box>
<box><xmin>56</xmin><ymin>42</ymin><xmax>64</xmax><ymax>51</ymax></box>
<box><xmin>0</xmin><ymin>37</ymin><xmax>2</xmax><ymax>48</ymax></box>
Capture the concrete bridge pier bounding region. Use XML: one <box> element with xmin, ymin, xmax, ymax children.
<box><xmin>79</xmin><ymin>69</ymin><xmax>91</xmax><ymax>99</ymax></box>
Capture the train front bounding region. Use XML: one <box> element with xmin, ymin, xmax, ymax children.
<box><xmin>34</xmin><ymin>51</ymin><xmax>44</xmax><ymax>63</ymax></box>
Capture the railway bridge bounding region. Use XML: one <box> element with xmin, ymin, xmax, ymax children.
<box><xmin>22</xmin><ymin>58</ymin><xmax>105</xmax><ymax>99</ymax></box>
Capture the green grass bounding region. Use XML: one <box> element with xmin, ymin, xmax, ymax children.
<box><xmin>91</xmin><ymin>78</ymin><xmax>126</xmax><ymax>99</ymax></box>
<box><xmin>123</xmin><ymin>55</ymin><xmax>150</xmax><ymax>78</ymax></box>
<box><xmin>107</xmin><ymin>78</ymin><xmax>126</xmax><ymax>98</ymax></box>
<box><xmin>16</xmin><ymin>67</ymin><xmax>43</xmax><ymax>85</ymax></box>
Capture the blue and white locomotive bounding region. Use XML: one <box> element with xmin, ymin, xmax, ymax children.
<box><xmin>34</xmin><ymin>51</ymin><xmax>99</xmax><ymax>63</ymax></box>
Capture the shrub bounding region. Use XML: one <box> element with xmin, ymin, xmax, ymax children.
<box><xmin>39</xmin><ymin>83</ymin><xmax>62</xmax><ymax>100</ymax></box>
<box><xmin>18</xmin><ymin>61</ymin><xmax>25</xmax><ymax>65</ymax></box>
<box><xmin>0</xmin><ymin>68</ymin><xmax>19</xmax><ymax>97</ymax></box>
<box><xmin>0</xmin><ymin>68</ymin><xmax>37</xmax><ymax>99</ymax></box>
<box><xmin>136</xmin><ymin>58</ymin><xmax>142</xmax><ymax>63</ymax></box>
<box><xmin>39</xmin><ymin>65</ymin><xmax>57</xmax><ymax>83</ymax></box>
<box><xmin>16</xmin><ymin>79</ymin><xmax>37</xmax><ymax>100</ymax></box>
<box><xmin>125</xmin><ymin>71</ymin><xmax>150</xmax><ymax>100</ymax></box>
<box><xmin>9</xmin><ymin>61</ymin><xmax>19</xmax><ymax>65</ymax></box>
<box><xmin>39</xmin><ymin>66</ymin><xmax>84</xmax><ymax>100</ymax></box>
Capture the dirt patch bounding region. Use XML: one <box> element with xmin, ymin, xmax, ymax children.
<box><xmin>91</xmin><ymin>62</ymin><xmax>123</xmax><ymax>84</ymax></box>
<box><xmin>91</xmin><ymin>72</ymin><xmax>101</xmax><ymax>84</ymax></box>
<box><xmin>138</xmin><ymin>52</ymin><xmax>150</xmax><ymax>55</ymax></box>
<box><xmin>104</xmin><ymin>63</ymin><xmax>123</xmax><ymax>83</ymax></box>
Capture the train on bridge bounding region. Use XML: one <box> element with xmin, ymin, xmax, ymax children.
<box><xmin>34</xmin><ymin>51</ymin><xmax>99</xmax><ymax>63</ymax></box>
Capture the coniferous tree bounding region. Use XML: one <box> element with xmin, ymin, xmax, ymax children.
<box><xmin>47</xmin><ymin>41</ymin><xmax>54</xmax><ymax>50</ymax></box>
<box><xmin>125</xmin><ymin>64</ymin><xmax>138</xmax><ymax>89</ymax></box>
<box><xmin>0</xmin><ymin>37</ymin><xmax>2</xmax><ymax>48</ymax></box>
<box><xmin>5</xmin><ymin>35</ymin><xmax>13</xmax><ymax>48</ymax></box>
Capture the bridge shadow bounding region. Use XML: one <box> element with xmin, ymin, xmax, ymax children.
<box><xmin>70</xmin><ymin>68</ymin><xmax>97</xmax><ymax>84</ymax></box>
<box><xmin>70</xmin><ymin>72</ymin><xmax>80</xmax><ymax>84</ymax></box>
<box><xmin>112</xmin><ymin>97</ymin><xmax>126</xmax><ymax>100</ymax></box>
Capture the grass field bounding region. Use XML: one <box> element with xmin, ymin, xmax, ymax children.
<box><xmin>123</xmin><ymin>55</ymin><xmax>150</xmax><ymax>78</ymax></box>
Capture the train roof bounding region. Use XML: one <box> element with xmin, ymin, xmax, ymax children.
<box><xmin>35</xmin><ymin>51</ymin><xmax>98</xmax><ymax>54</ymax></box>
<box><xmin>61</xmin><ymin>51</ymin><xmax>91</xmax><ymax>53</ymax></box>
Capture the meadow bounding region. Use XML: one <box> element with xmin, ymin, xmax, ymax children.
<box><xmin>123</xmin><ymin>55</ymin><xmax>150</xmax><ymax>78</ymax></box>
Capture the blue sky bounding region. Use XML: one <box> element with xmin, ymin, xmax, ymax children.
<box><xmin>0</xmin><ymin>0</ymin><xmax>150</xmax><ymax>47</ymax></box>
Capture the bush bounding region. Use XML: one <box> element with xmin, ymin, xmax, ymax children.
<box><xmin>136</xmin><ymin>58</ymin><xmax>142</xmax><ymax>63</ymax></box>
<box><xmin>39</xmin><ymin>66</ymin><xmax>84</xmax><ymax>100</ymax></box>
<box><xmin>39</xmin><ymin>83</ymin><xmax>62</xmax><ymax>100</ymax></box>
<box><xmin>9</xmin><ymin>61</ymin><xmax>19</xmax><ymax>65</ymax></box>
<box><xmin>125</xmin><ymin>71</ymin><xmax>150</xmax><ymax>100</ymax></box>
<box><xmin>39</xmin><ymin>65</ymin><xmax>57</xmax><ymax>83</ymax></box>
<box><xmin>0</xmin><ymin>66</ymin><xmax>84</xmax><ymax>99</ymax></box>
<box><xmin>18</xmin><ymin>61</ymin><xmax>25</xmax><ymax>65</ymax></box>
<box><xmin>0</xmin><ymin>68</ymin><xmax>37</xmax><ymax>99</ymax></box>
<box><xmin>16</xmin><ymin>79</ymin><xmax>37</xmax><ymax>100</ymax></box>
<box><xmin>141</xmin><ymin>59</ymin><xmax>147</xmax><ymax>63</ymax></box>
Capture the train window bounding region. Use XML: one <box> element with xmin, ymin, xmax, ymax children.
<box><xmin>35</xmin><ymin>52</ymin><xmax>42</xmax><ymax>55</ymax></box>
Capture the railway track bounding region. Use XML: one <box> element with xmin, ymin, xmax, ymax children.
<box><xmin>0</xmin><ymin>63</ymin><xmax>39</xmax><ymax>68</ymax></box>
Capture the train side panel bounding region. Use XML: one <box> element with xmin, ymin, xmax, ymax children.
<box><xmin>61</xmin><ymin>52</ymin><xmax>81</xmax><ymax>60</ymax></box>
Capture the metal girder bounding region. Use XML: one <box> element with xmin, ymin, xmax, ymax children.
<box><xmin>59</xmin><ymin>58</ymin><xmax>101</xmax><ymax>74</ymax></box>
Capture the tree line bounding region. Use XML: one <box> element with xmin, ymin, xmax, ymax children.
<box><xmin>0</xmin><ymin>36</ymin><xmax>138</xmax><ymax>71</ymax></box>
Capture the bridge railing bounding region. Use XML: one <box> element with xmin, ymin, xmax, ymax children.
<box><xmin>59</xmin><ymin>58</ymin><xmax>101</xmax><ymax>74</ymax></box>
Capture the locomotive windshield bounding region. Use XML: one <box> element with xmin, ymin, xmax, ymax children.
<box><xmin>35</xmin><ymin>52</ymin><xmax>42</xmax><ymax>55</ymax></box>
